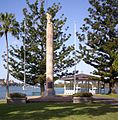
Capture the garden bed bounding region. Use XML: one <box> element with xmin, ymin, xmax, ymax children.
<box><xmin>73</xmin><ymin>96</ymin><xmax>93</xmax><ymax>103</ymax></box>
<box><xmin>7</xmin><ymin>93</ymin><xmax>27</xmax><ymax>104</ymax></box>
<box><xmin>73</xmin><ymin>92</ymin><xmax>93</xmax><ymax>103</ymax></box>
<box><xmin>7</xmin><ymin>97</ymin><xmax>27</xmax><ymax>104</ymax></box>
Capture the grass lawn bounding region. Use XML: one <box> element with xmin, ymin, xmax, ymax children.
<box><xmin>0</xmin><ymin>100</ymin><xmax>118</xmax><ymax>120</ymax></box>
<box><xmin>95</xmin><ymin>94</ymin><xmax>118</xmax><ymax>98</ymax></box>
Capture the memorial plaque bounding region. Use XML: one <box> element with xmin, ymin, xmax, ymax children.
<box><xmin>48</xmin><ymin>82</ymin><xmax>53</xmax><ymax>88</ymax></box>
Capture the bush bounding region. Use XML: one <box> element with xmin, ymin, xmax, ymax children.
<box><xmin>73</xmin><ymin>92</ymin><xmax>93</xmax><ymax>97</ymax></box>
<box><xmin>9</xmin><ymin>93</ymin><xmax>26</xmax><ymax>98</ymax></box>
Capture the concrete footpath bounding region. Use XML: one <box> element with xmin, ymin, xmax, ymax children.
<box><xmin>93</xmin><ymin>96</ymin><xmax>118</xmax><ymax>105</ymax></box>
<box><xmin>27</xmin><ymin>95</ymin><xmax>118</xmax><ymax>105</ymax></box>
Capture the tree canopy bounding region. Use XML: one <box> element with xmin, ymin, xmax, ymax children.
<box><xmin>7</xmin><ymin>0</ymin><xmax>75</xmax><ymax>95</ymax></box>
<box><xmin>77</xmin><ymin>0</ymin><xmax>118</xmax><ymax>93</ymax></box>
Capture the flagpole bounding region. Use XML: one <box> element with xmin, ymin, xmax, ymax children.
<box><xmin>23</xmin><ymin>19</ymin><xmax>26</xmax><ymax>90</ymax></box>
<box><xmin>74</xmin><ymin>23</ymin><xmax>77</xmax><ymax>93</ymax></box>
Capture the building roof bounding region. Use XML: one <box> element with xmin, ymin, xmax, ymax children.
<box><xmin>62</xmin><ymin>73</ymin><xmax>98</xmax><ymax>81</ymax></box>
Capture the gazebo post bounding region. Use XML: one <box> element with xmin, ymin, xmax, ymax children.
<box><xmin>74</xmin><ymin>77</ymin><xmax>76</xmax><ymax>93</ymax></box>
<box><xmin>87</xmin><ymin>80</ymin><xmax>89</xmax><ymax>92</ymax></box>
<box><xmin>71</xmin><ymin>80</ymin><xmax>73</xmax><ymax>90</ymax></box>
<box><xmin>86</xmin><ymin>80</ymin><xmax>87</xmax><ymax>92</ymax></box>
<box><xmin>64</xmin><ymin>80</ymin><xmax>66</xmax><ymax>92</ymax></box>
<box><xmin>70</xmin><ymin>80</ymin><xmax>71</xmax><ymax>90</ymax></box>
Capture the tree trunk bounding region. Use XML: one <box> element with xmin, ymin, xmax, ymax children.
<box><xmin>98</xmin><ymin>81</ymin><xmax>100</xmax><ymax>94</ymax></box>
<box><xmin>40</xmin><ymin>83</ymin><xmax>45</xmax><ymax>96</ymax></box>
<box><xmin>45</xmin><ymin>13</ymin><xmax>55</xmax><ymax>96</ymax></box>
<box><xmin>108</xmin><ymin>82</ymin><xmax>116</xmax><ymax>94</ymax></box>
<box><xmin>5</xmin><ymin>32</ymin><xmax>9</xmax><ymax>98</ymax></box>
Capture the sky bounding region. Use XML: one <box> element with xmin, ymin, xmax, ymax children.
<box><xmin>0</xmin><ymin>0</ymin><xmax>95</xmax><ymax>82</ymax></box>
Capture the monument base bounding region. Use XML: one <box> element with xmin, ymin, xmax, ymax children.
<box><xmin>45</xmin><ymin>89</ymin><xmax>55</xmax><ymax>96</ymax></box>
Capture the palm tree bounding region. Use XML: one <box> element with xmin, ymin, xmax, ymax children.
<box><xmin>0</xmin><ymin>13</ymin><xmax>19</xmax><ymax>98</ymax></box>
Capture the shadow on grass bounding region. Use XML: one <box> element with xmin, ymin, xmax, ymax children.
<box><xmin>0</xmin><ymin>102</ymin><xmax>118</xmax><ymax>120</ymax></box>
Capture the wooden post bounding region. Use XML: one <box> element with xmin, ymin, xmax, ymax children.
<box><xmin>45</xmin><ymin>13</ymin><xmax>55</xmax><ymax>96</ymax></box>
<box><xmin>87</xmin><ymin>80</ymin><xmax>89</xmax><ymax>92</ymax></box>
<box><xmin>98</xmin><ymin>81</ymin><xmax>100</xmax><ymax>94</ymax></box>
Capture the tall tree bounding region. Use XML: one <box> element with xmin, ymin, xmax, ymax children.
<box><xmin>113</xmin><ymin>54</ymin><xmax>118</xmax><ymax>71</ymax></box>
<box><xmin>8</xmin><ymin>0</ymin><xmax>75</xmax><ymax>96</ymax></box>
<box><xmin>77</xmin><ymin>0</ymin><xmax>118</xmax><ymax>94</ymax></box>
<box><xmin>0</xmin><ymin>13</ymin><xmax>19</xmax><ymax>97</ymax></box>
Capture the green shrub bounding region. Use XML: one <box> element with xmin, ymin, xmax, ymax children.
<box><xmin>9</xmin><ymin>93</ymin><xmax>26</xmax><ymax>98</ymax></box>
<box><xmin>73</xmin><ymin>92</ymin><xmax>93</xmax><ymax>97</ymax></box>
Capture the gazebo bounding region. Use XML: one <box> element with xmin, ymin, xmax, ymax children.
<box><xmin>62</xmin><ymin>73</ymin><xmax>103</xmax><ymax>95</ymax></box>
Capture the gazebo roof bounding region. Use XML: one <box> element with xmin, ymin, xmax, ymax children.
<box><xmin>62</xmin><ymin>73</ymin><xmax>98</xmax><ymax>81</ymax></box>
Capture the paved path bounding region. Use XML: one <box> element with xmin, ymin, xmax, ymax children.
<box><xmin>93</xmin><ymin>96</ymin><xmax>118</xmax><ymax>105</ymax></box>
<box><xmin>27</xmin><ymin>95</ymin><xmax>118</xmax><ymax>105</ymax></box>
<box><xmin>27</xmin><ymin>95</ymin><xmax>72</xmax><ymax>102</ymax></box>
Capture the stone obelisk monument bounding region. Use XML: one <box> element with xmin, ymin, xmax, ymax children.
<box><xmin>45</xmin><ymin>13</ymin><xmax>55</xmax><ymax>96</ymax></box>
